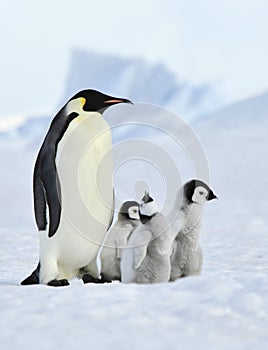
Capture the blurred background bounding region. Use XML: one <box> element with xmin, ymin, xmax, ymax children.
<box><xmin>0</xmin><ymin>0</ymin><xmax>267</xmax><ymax>119</ymax></box>
<box><xmin>0</xmin><ymin>0</ymin><xmax>267</xmax><ymax>232</ymax></box>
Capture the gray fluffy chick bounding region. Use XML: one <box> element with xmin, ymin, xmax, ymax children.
<box><xmin>100</xmin><ymin>201</ymin><xmax>141</xmax><ymax>282</ymax></box>
<box><xmin>169</xmin><ymin>179</ymin><xmax>217</xmax><ymax>281</ymax></box>
<box><xmin>121</xmin><ymin>191</ymin><xmax>172</xmax><ymax>284</ymax></box>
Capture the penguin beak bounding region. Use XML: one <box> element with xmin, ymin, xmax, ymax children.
<box><xmin>104</xmin><ymin>98</ymin><xmax>133</xmax><ymax>106</ymax></box>
<box><xmin>208</xmin><ymin>191</ymin><xmax>218</xmax><ymax>201</ymax></box>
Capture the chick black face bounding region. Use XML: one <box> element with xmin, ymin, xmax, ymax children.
<box><xmin>184</xmin><ymin>179</ymin><xmax>218</xmax><ymax>203</ymax></box>
<box><xmin>69</xmin><ymin>89</ymin><xmax>133</xmax><ymax>113</ymax></box>
<box><xmin>141</xmin><ymin>191</ymin><xmax>154</xmax><ymax>204</ymax></box>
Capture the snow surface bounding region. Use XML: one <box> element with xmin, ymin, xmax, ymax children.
<box><xmin>1</xmin><ymin>90</ymin><xmax>268</xmax><ymax>349</ymax></box>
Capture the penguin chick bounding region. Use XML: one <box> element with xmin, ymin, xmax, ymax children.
<box><xmin>169</xmin><ymin>179</ymin><xmax>217</xmax><ymax>281</ymax></box>
<box><xmin>100</xmin><ymin>200</ymin><xmax>141</xmax><ymax>282</ymax></box>
<box><xmin>121</xmin><ymin>191</ymin><xmax>172</xmax><ymax>284</ymax></box>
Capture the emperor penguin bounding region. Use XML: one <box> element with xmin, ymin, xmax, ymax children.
<box><xmin>21</xmin><ymin>89</ymin><xmax>132</xmax><ymax>287</ymax></box>
<box><xmin>99</xmin><ymin>200</ymin><xmax>141</xmax><ymax>282</ymax></box>
<box><xmin>169</xmin><ymin>179</ymin><xmax>217</xmax><ymax>281</ymax></box>
<box><xmin>121</xmin><ymin>191</ymin><xmax>172</xmax><ymax>284</ymax></box>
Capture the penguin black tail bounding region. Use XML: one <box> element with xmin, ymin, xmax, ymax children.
<box><xmin>21</xmin><ymin>262</ymin><xmax>40</xmax><ymax>285</ymax></box>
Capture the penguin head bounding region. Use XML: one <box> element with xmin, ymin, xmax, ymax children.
<box><xmin>140</xmin><ymin>191</ymin><xmax>158</xmax><ymax>217</ymax></box>
<box><xmin>118</xmin><ymin>201</ymin><xmax>140</xmax><ymax>221</ymax></box>
<box><xmin>184</xmin><ymin>179</ymin><xmax>218</xmax><ymax>205</ymax></box>
<box><xmin>141</xmin><ymin>191</ymin><xmax>153</xmax><ymax>204</ymax></box>
<box><xmin>67</xmin><ymin>89</ymin><xmax>133</xmax><ymax>114</ymax></box>
<box><xmin>128</xmin><ymin>205</ymin><xmax>140</xmax><ymax>221</ymax></box>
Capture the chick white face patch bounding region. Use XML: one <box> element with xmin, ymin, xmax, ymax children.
<box><xmin>192</xmin><ymin>186</ymin><xmax>209</xmax><ymax>204</ymax></box>
<box><xmin>128</xmin><ymin>206</ymin><xmax>140</xmax><ymax>220</ymax></box>
<box><xmin>140</xmin><ymin>201</ymin><xmax>158</xmax><ymax>217</ymax></box>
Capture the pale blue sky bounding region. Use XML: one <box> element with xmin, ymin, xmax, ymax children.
<box><xmin>0</xmin><ymin>0</ymin><xmax>267</xmax><ymax>116</ymax></box>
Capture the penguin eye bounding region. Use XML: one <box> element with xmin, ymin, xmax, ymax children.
<box><xmin>133</xmin><ymin>209</ymin><xmax>137</xmax><ymax>213</ymax></box>
<box><xmin>199</xmin><ymin>191</ymin><xmax>204</xmax><ymax>195</ymax></box>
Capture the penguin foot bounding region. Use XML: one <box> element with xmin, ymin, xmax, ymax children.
<box><xmin>82</xmin><ymin>274</ymin><xmax>112</xmax><ymax>284</ymax></box>
<box><xmin>47</xmin><ymin>279</ymin><xmax>70</xmax><ymax>287</ymax></box>
<box><xmin>82</xmin><ymin>274</ymin><xmax>102</xmax><ymax>284</ymax></box>
<box><xmin>100</xmin><ymin>274</ymin><xmax>113</xmax><ymax>283</ymax></box>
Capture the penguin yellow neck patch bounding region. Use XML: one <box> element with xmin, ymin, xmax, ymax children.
<box><xmin>80</xmin><ymin>97</ymin><xmax>86</xmax><ymax>108</ymax></box>
<box><xmin>66</xmin><ymin>97</ymin><xmax>86</xmax><ymax>115</ymax></box>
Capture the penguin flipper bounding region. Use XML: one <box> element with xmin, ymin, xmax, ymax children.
<box><xmin>115</xmin><ymin>225</ymin><xmax>133</xmax><ymax>259</ymax></box>
<box><xmin>133</xmin><ymin>230</ymin><xmax>152</xmax><ymax>269</ymax></box>
<box><xmin>40</xmin><ymin>148</ymin><xmax>62</xmax><ymax>237</ymax></box>
<box><xmin>33</xmin><ymin>146</ymin><xmax>61</xmax><ymax>237</ymax></box>
<box><xmin>33</xmin><ymin>154</ymin><xmax>47</xmax><ymax>231</ymax></box>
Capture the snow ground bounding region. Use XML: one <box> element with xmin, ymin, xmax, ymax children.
<box><xmin>1</xmin><ymin>227</ymin><xmax>267</xmax><ymax>350</ymax></box>
<box><xmin>1</xmin><ymin>93</ymin><xmax>268</xmax><ymax>349</ymax></box>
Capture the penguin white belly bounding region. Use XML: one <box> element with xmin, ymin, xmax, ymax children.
<box><xmin>39</xmin><ymin>112</ymin><xmax>113</xmax><ymax>283</ymax></box>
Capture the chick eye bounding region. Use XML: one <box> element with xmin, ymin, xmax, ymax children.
<box><xmin>199</xmin><ymin>191</ymin><xmax>204</xmax><ymax>195</ymax></box>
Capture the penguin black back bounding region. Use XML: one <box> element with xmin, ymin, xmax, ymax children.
<box><xmin>33</xmin><ymin>109</ymin><xmax>79</xmax><ymax>237</ymax></box>
<box><xmin>33</xmin><ymin>89</ymin><xmax>132</xmax><ymax>238</ymax></box>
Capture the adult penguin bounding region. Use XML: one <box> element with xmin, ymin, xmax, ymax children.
<box><xmin>21</xmin><ymin>89</ymin><xmax>132</xmax><ymax>286</ymax></box>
